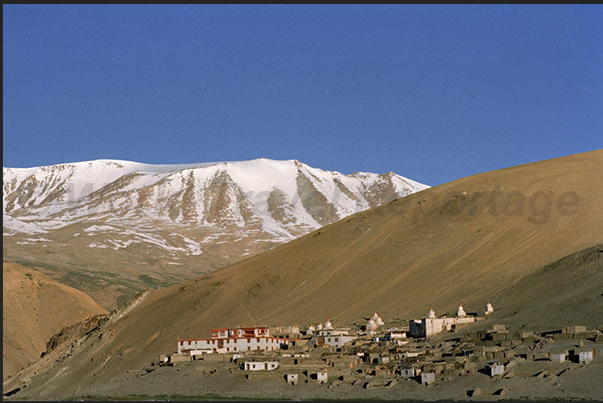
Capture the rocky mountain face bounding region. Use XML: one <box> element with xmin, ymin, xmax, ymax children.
<box><xmin>3</xmin><ymin>158</ymin><xmax>428</xmax><ymax>308</ymax></box>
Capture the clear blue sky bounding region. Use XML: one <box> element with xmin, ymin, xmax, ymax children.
<box><xmin>3</xmin><ymin>4</ymin><xmax>602</xmax><ymax>186</ymax></box>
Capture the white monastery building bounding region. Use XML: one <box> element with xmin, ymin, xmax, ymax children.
<box><xmin>177</xmin><ymin>326</ymin><xmax>290</xmax><ymax>355</ymax></box>
<box><xmin>409</xmin><ymin>303</ymin><xmax>485</xmax><ymax>338</ymax></box>
<box><xmin>314</xmin><ymin>318</ymin><xmax>358</xmax><ymax>347</ymax></box>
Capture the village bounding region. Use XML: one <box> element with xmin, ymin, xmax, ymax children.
<box><xmin>149</xmin><ymin>303</ymin><xmax>603</xmax><ymax>398</ymax></box>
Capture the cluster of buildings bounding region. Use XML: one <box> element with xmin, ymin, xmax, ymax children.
<box><xmin>175</xmin><ymin>303</ymin><xmax>492</xmax><ymax>360</ymax></box>
<box><xmin>155</xmin><ymin>318</ymin><xmax>600</xmax><ymax>394</ymax></box>
<box><xmin>163</xmin><ymin>302</ymin><xmax>600</xmax><ymax>391</ymax></box>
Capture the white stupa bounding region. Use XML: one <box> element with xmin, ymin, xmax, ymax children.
<box><xmin>485</xmin><ymin>302</ymin><xmax>494</xmax><ymax>315</ymax></box>
<box><xmin>366</xmin><ymin>318</ymin><xmax>378</xmax><ymax>332</ymax></box>
<box><xmin>324</xmin><ymin>318</ymin><xmax>333</xmax><ymax>330</ymax></box>
<box><xmin>316</xmin><ymin>322</ymin><xmax>323</xmax><ymax>331</ymax></box>
<box><xmin>457</xmin><ymin>303</ymin><xmax>466</xmax><ymax>317</ymax></box>
<box><xmin>372</xmin><ymin>312</ymin><xmax>384</xmax><ymax>326</ymax></box>
<box><xmin>306</xmin><ymin>325</ymin><xmax>315</xmax><ymax>336</ymax></box>
<box><xmin>427</xmin><ymin>307</ymin><xmax>436</xmax><ymax>319</ymax></box>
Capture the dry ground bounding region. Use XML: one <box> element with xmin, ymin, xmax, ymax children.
<box><xmin>2</xmin><ymin>262</ymin><xmax>108</xmax><ymax>381</ymax></box>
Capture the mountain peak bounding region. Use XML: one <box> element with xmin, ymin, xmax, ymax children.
<box><xmin>3</xmin><ymin>158</ymin><xmax>428</xmax><ymax>308</ymax></box>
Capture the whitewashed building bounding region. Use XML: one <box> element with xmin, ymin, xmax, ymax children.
<box><xmin>316</xmin><ymin>371</ymin><xmax>328</xmax><ymax>383</ymax></box>
<box><xmin>286</xmin><ymin>373</ymin><xmax>299</xmax><ymax>385</ymax></box>
<box><xmin>550</xmin><ymin>352</ymin><xmax>566</xmax><ymax>363</ymax></box>
<box><xmin>244</xmin><ymin>361</ymin><xmax>279</xmax><ymax>371</ymax></box>
<box><xmin>421</xmin><ymin>372</ymin><xmax>436</xmax><ymax>385</ymax></box>
<box><xmin>178</xmin><ymin>326</ymin><xmax>290</xmax><ymax>355</ymax></box>
<box><xmin>401</xmin><ymin>351</ymin><xmax>422</xmax><ymax>358</ymax></box>
<box><xmin>578</xmin><ymin>349</ymin><xmax>594</xmax><ymax>364</ymax></box>
<box><xmin>490</xmin><ymin>364</ymin><xmax>505</xmax><ymax>377</ymax></box>
<box><xmin>400</xmin><ymin>366</ymin><xmax>419</xmax><ymax>378</ymax></box>
<box><xmin>374</xmin><ymin>332</ymin><xmax>407</xmax><ymax>343</ymax></box>
<box><xmin>409</xmin><ymin>305</ymin><xmax>476</xmax><ymax>337</ymax></box>
<box><xmin>315</xmin><ymin>321</ymin><xmax>356</xmax><ymax>347</ymax></box>
<box><xmin>317</xmin><ymin>334</ymin><xmax>357</xmax><ymax>347</ymax></box>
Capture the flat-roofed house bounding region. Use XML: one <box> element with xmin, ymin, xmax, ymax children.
<box><xmin>178</xmin><ymin>326</ymin><xmax>289</xmax><ymax>355</ymax></box>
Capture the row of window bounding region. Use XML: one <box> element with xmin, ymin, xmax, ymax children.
<box><xmin>225</xmin><ymin>346</ymin><xmax>276</xmax><ymax>352</ymax></box>
<box><xmin>180</xmin><ymin>338</ymin><xmax>282</xmax><ymax>347</ymax></box>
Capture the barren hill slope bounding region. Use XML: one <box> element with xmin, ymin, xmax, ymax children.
<box><xmin>2</xmin><ymin>262</ymin><xmax>108</xmax><ymax>381</ymax></box>
<box><xmin>3</xmin><ymin>158</ymin><xmax>426</xmax><ymax>309</ymax></box>
<box><xmin>492</xmin><ymin>243</ymin><xmax>603</xmax><ymax>330</ymax></box>
<box><xmin>5</xmin><ymin>149</ymin><xmax>602</xmax><ymax>399</ymax></box>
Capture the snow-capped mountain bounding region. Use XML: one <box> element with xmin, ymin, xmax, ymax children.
<box><xmin>3</xmin><ymin>158</ymin><xmax>428</xmax><ymax>308</ymax></box>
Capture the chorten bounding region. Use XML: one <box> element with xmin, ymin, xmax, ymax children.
<box><xmin>427</xmin><ymin>307</ymin><xmax>436</xmax><ymax>319</ymax></box>
<box><xmin>324</xmin><ymin>318</ymin><xmax>333</xmax><ymax>330</ymax></box>
<box><xmin>366</xmin><ymin>318</ymin><xmax>378</xmax><ymax>332</ymax></box>
<box><xmin>485</xmin><ymin>302</ymin><xmax>494</xmax><ymax>315</ymax></box>
<box><xmin>457</xmin><ymin>302</ymin><xmax>466</xmax><ymax>317</ymax></box>
<box><xmin>372</xmin><ymin>312</ymin><xmax>384</xmax><ymax>326</ymax></box>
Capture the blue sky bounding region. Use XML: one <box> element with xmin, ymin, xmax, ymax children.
<box><xmin>3</xmin><ymin>4</ymin><xmax>602</xmax><ymax>186</ymax></box>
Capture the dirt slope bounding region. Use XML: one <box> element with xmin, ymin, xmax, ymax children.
<box><xmin>4</xmin><ymin>149</ymin><xmax>603</xmax><ymax>399</ymax></box>
<box><xmin>491</xmin><ymin>243</ymin><xmax>603</xmax><ymax>331</ymax></box>
<box><xmin>2</xmin><ymin>262</ymin><xmax>108</xmax><ymax>381</ymax></box>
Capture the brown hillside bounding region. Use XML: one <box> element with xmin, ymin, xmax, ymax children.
<box><xmin>2</xmin><ymin>262</ymin><xmax>108</xmax><ymax>381</ymax></box>
<box><xmin>492</xmin><ymin>243</ymin><xmax>603</xmax><ymax>330</ymax></box>
<box><xmin>5</xmin><ymin>149</ymin><xmax>603</xmax><ymax>399</ymax></box>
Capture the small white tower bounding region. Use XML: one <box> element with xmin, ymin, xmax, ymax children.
<box><xmin>316</xmin><ymin>322</ymin><xmax>323</xmax><ymax>331</ymax></box>
<box><xmin>324</xmin><ymin>318</ymin><xmax>333</xmax><ymax>330</ymax></box>
<box><xmin>372</xmin><ymin>312</ymin><xmax>384</xmax><ymax>326</ymax></box>
<box><xmin>457</xmin><ymin>302</ymin><xmax>466</xmax><ymax>317</ymax></box>
<box><xmin>366</xmin><ymin>318</ymin><xmax>378</xmax><ymax>332</ymax></box>
<box><xmin>485</xmin><ymin>302</ymin><xmax>494</xmax><ymax>315</ymax></box>
<box><xmin>306</xmin><ymin>325</ymin><xmax>315</xmax><ymax>336</ymax></box>
<box><xmin>427</xmin><ymin>307</ymin><xmax>436</xmax><ymax>319</ymax></box>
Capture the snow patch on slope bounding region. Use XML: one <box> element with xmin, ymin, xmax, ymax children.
<box><xmin>4</xmin><ymin>158</ymin><xmax>429</xmax><ymax>257</ymax></box>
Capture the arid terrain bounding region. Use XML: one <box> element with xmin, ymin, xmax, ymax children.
<box><xmin>2</xmin><ymin>262</ymin><xmax>107</xmax><ymax>382</ymax></box>
<box><xmin>3</xmin><ymin>149</ymin><xmax>603</xmax><ymax>400</ymax></box>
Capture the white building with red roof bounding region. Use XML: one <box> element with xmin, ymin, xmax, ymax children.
<box><xmin>177</xmin><ymin>326</ymin><xmax>291</xmax><ymax>355</ymax></box>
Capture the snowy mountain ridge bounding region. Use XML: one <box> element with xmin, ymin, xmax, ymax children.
<box><xmin>3</xmin><ymin>158</ymin><xmax>428</xmax><ymax>238</ymax></box>
<box><xmin>3</xmin><ymin>158</ymin><xmax>428</xmax><ymax>308</ymax></box>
